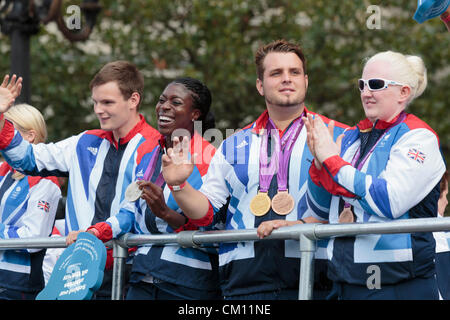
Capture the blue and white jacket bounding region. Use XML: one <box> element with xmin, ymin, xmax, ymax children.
<box><xmin>307</xmin><ymin>113</ymin><xmax>445</xmax><ymax>286</ymax></box>
<box><xmin>198</xmin><ymin>108</ymin><xmax>348</xmax><ymax>297</ymax></box>
<box><xmin>0</xmin><ymin>115</ymin><xmax>160</xmax><ymax>235</ymax></box>
<box><xmin>0</xmin><ymin>162</ymin><xmax>61</xmax><ymax>292</ymax></box>
<box><xmin>434</xmin><ymin>215</ymin><xmax>450</xmax><ymax>299</ymax></box>
<box><xmin>102</xmin><ymin>132</ymin><xmax>221</xmax><ymax>297</ymax></box>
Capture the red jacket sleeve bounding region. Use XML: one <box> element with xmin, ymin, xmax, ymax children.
<box><xmin>0</xmin><ymin>119</ymin><xmax>16</xmax><ymax>149</ymax></box>
<box><xmin>310</xmin><ymin>156</ymin><xmax>357</xmax><ymax>198</ymax></box>
<box><xmin>174</xmin><ymin>202</ymin><xmax>214</xmax><ymax>233</ymax></box>
<box><xmin>87</xmin><ymin>222</ymin><xmax>113</xmax><ymax>243</ymax></box>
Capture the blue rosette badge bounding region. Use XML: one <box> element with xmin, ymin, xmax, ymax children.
<box><xmin>413</xmin><ymin>0</ymin><xmax>450</xmax><ymax>23</ymax></box>
<box><xmin>36</xmin><ymin>232</ymin><xmax>107</xmax><ymax>300</ymax></box>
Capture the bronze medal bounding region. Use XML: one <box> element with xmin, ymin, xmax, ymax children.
<box><xmin>271</xmin><ymin>191</ymin><xmax>295</xmax><ymax>215</ymax></box>
<box><xmin>338</xmin><ymin>205</ymin><xmax>354</xmax><ymax>223</ymax></box>
<box><xmin>250</xmin><ymin>192</ymin><xmax>271</xmax><ymax>216</ymax></box>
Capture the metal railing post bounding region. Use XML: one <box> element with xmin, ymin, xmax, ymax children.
<box><xmin>111</xmin><ymin>240</ymin><xmax>128</xmax><ymax>300</ymax></box>
<box><xmin>298</xmin><ymin>231</ymin><xmax>317</xmax><ymax>300</ymax></box>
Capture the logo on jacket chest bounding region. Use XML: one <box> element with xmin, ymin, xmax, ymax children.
<box><xmin>136</xmin><ymin>169</ymin><xmax>144</xmax><ymax>179</ymax></box>
<box><xmin>87</xmin><ymin>147</ymin><xmax>98</xmax><ymax>156</ymax></box>
<box><xmin>376</xmin><ymin>133</ymin><xmax>391</xmax><ymax>149</ymax></box>
<box><xmin>9</xmin><ymin>186</ymin><xmax>22</xmax><ymax>200</ymax></box>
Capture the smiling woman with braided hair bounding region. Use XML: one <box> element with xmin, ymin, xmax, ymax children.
<box><xmin>68</xmin><ymin>77</ymin><xmax>222</xmax><ymax>300</ymax></box>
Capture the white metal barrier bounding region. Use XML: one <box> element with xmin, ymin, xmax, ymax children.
<box><xmin>1</xmin><ymin>216</ymin><xmax>450</xmax><ymax>300</ymax></box>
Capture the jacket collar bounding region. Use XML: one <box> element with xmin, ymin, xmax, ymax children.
<box><xmin>250</xmin><ymin>106</ymin><xmax>309</xmax><ymax>135</ymax></box>
<box><xmin>357</xmin><ymin>112</ymin><xmax>406</xmax><ymax>132</ymax></box>
<box><xmin>106</xmin><ymin>114</ymin><xmax>147</xmax><ymax>148</ymax></box>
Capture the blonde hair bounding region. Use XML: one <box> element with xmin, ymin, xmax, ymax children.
<box><xmin>4</xmin><ymin>104</ymin><xmax>48</xmax><ymax>180</ymax></box>
<box><xmin>364</xmin><ymin>51</ymin><xmax>428</xmax><ymax>105</ymax></box>
<box><xmin>4</xmin><ymin>104</ymin><xmax>47</xmax><ymax>143</ymax></box>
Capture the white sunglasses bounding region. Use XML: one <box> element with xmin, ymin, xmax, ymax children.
<box><xmin>358</xmin><ymin>78</ymin><xmax>407</xmax><ymax>92</ymax></box>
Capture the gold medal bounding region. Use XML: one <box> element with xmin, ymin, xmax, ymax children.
<box><xmin>338</xmin><ymin>205</ymin><xmax>354</xmax><ymax>223</ymax></box>
<box><xmin>271</xmin><ymin>191</ymin><xmax>295</xmax><ymax>215</ymax></box>
<box><xmin>250</xmin><ymin>192</ymin><xmax>271</xmax><ymax>216</ymax></box>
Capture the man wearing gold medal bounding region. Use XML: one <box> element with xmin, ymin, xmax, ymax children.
<box><xmin>162</xmin><ymin>40</ymin><xmax>348</xmax><ymax>300</ymax></box>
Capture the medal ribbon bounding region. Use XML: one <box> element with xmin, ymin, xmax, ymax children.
<box><xmin>259</xmin><ymin>114</ymin><xmax>304</xmax><ymax>192</ymax></box>
<box><xmin>142</xmin><ymin>146</ymin><xmax>165</xmax><ymax>187</ymax></box>
<box><xmin>343</xmin><ymin>111</ymin><xmax>406</xmax><ymax>209</ymax></box>
<box><xmin>350</xmin><ymin>111</ymin><xmax>406</xmax><ymax>170</ymax></box>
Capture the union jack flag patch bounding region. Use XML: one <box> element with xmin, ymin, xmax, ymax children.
<box><xmin>37</xmin><ymin>200</ymin><xmax>50</xmax><ymax>213</ymax></box>
<box><xmin>407</xmin><ymin>148</ymin><xmax>426</xmax><ymax>164</ymax></box>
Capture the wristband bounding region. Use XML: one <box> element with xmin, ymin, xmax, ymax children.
<box><xmin>299</xmin><ymin>218</ymin><xmax>306</xmax><ymax>224</ymax></box>
<box><xmin>441</xmin><ymin>12</ymin><xmax>450</xmax><ymax>23</ymax></box>
<box><xmin>167</xmin><ymin>181</ymin><xmax>187</xmax><ymax>191</ymax></box>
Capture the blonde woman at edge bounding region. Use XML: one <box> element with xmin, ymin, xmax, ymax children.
<box><xmin>0</xmin><ymin>104</ymin><xmax>61</xmax><ymax>300</ymax></box>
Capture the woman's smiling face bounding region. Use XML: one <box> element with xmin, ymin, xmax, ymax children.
<box><xmin>156</xmin><ymin>83</ymin><xmax>200</xmax><ymax>138</ymax></box>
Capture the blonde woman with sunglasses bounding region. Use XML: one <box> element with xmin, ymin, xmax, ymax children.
<box><xmin>304</xmin><ymin>51</ymin><xmax>445</xmax><ymax>299</ymax></box>
<box><xmin>0</xmin><ymin>103</ymin><xmax>61</xmax><ymax>300</ymax></box>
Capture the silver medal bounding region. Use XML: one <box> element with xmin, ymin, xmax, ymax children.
<box><xmin>125</xmin><ymin>181</ymin><xmax>142</xmax><ymax>202</ymax></box>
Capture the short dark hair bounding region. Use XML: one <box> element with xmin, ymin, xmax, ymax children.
<box><xmin>255</xmin><ymin>39</ymin><xmax>307</xmax><ymax>80</ymax></box>
<box><xmin>89</xmin><ymin>61</ymin><xmax>144</xmax><ymax>109</ymax></box>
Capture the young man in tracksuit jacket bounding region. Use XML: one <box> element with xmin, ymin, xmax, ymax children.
<box><xmin>0</xmin><ymin>61</ymin><xmax>160</xmax><ymax>298</ymax></box>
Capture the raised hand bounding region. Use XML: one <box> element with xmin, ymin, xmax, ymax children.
<box><xmin>0</xmin><ymin>75</ymin><xmax>22</xmax><ymax>113</ymax></box>
<box><xmin>161</xmin><ymin>136</ymin><xmax>195</xmax><ymax>186</ymax></box>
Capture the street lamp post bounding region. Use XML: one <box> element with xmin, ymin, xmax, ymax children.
<box><xmin>1</xmin><ymin>0</ymin><xmax>39</xmax><ymax>104</ymax></box>
<box><xmin>0</xmin><ymin>0</ymin><xmax>101</xmax><ymax>104</ymax></box>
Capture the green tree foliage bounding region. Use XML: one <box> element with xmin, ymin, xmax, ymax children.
<box><xmin>0</xmin><ymin>0</ymin><xmax>448</xmax><ymax>158</ymax></box>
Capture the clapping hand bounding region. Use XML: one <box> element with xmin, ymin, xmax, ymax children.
<box><xmin>0</xmin><ymin>75</ymin><xmax>22</xmax><ymax>113</ymax></box>
<box><xmin>303</xmin><ymin>114</ymin><xmax>344</xmax><ymax>167</ymax></box>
